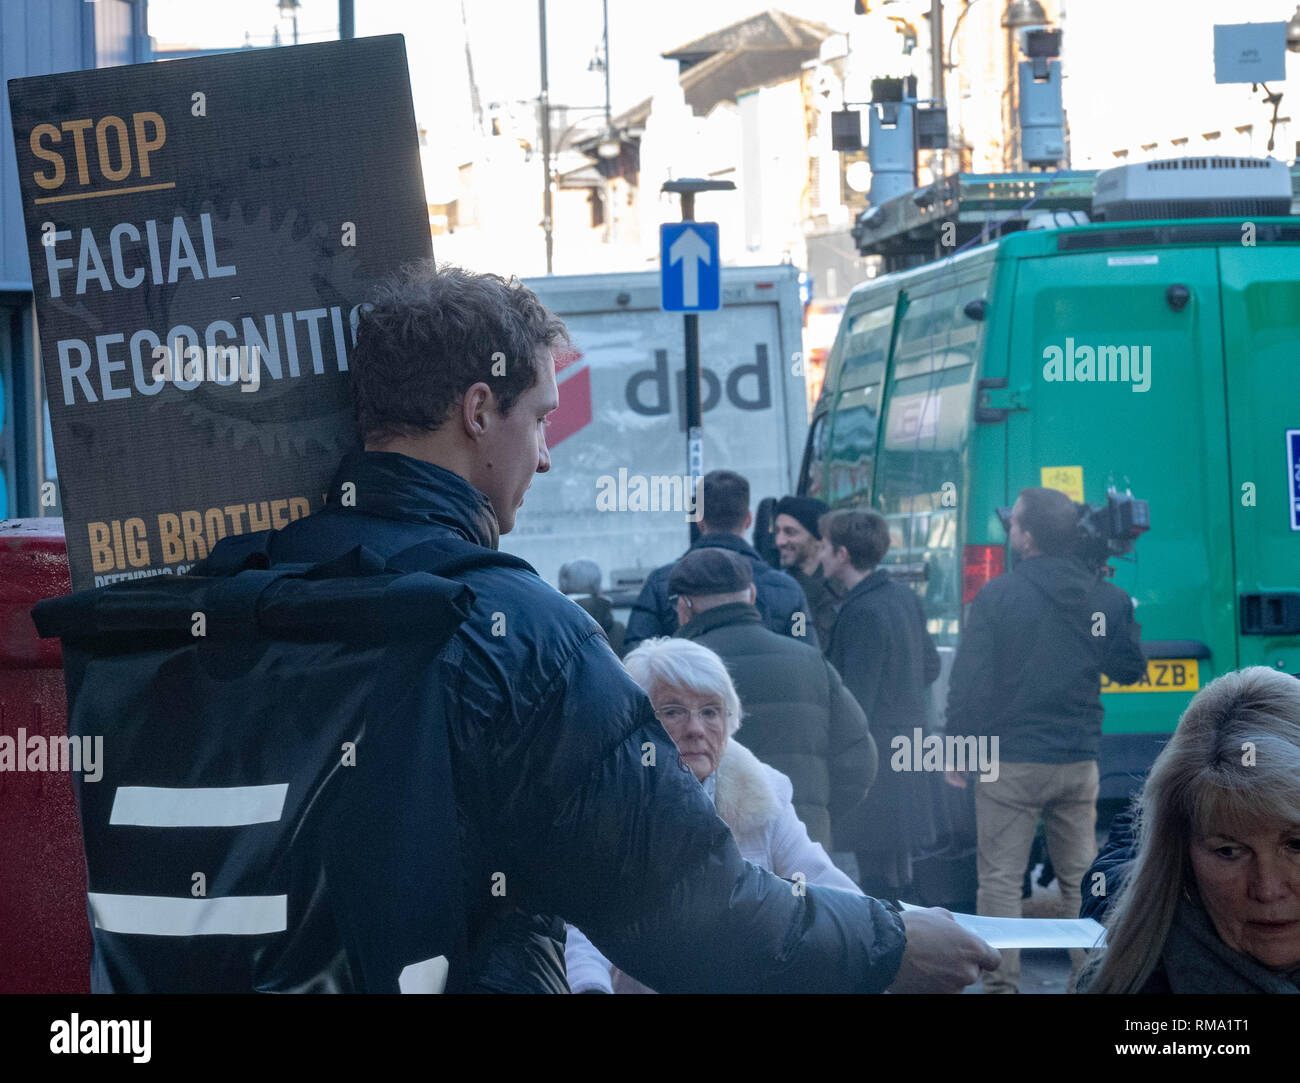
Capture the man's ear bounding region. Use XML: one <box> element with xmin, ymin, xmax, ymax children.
<box><xmin>461</xmin><ymin>381</ymin><xmax>494</xmax><ymax>437</ymax></box>
<box><xmin>744</xmin><ymin>510</ymin><xmax>753</xmax><ymax>531</ymax></box>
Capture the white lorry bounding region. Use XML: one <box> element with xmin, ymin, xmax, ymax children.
<box><xmin>504</xmin><ymin>265</ymin><xmax>808</xmax><ymax>597</ymax></box>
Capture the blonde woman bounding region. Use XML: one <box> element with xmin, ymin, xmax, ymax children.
<box><xmin>1078</xmin><ymin>666</ymin><xmax>1300</xmax><ymax>993</ymax></box>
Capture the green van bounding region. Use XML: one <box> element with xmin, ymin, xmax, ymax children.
<box><xmin>799</xmin><ymin>211</ymin><xmax>1300</xmax><ymax>800</ymax></box>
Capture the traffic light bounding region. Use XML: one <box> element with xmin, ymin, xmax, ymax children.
<box><xmin>831</xmin><ymin>109</ymin><xmax>862</xmax><ymax>151</ymax></box>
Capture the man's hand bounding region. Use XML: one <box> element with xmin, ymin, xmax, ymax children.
<box><xmin>943</xmin><ymin>769</ymin><xmax>968</xmax><ymax>789</ymax></box>
<box><xmin>888</xmin><ymin>907</ymin><xmax>1000</xmax><ymax>994</ymax></box>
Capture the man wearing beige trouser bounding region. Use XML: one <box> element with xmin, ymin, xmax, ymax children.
<box><xmin>942</xmin><ymin>488</ymin><xmax>1145</xmax><ymax>993</ymax></box>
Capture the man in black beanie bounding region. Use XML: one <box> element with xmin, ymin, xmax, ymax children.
<box><xmin>774</xmin><ymin>495</ymin><xmax>840</xmax><ymax>651</ymax></box>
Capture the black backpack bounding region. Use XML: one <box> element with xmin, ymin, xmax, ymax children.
<box><xmin>33</xmin><ymin>533</ymin><xmax>533</xmax><ymax>993</ymax></box>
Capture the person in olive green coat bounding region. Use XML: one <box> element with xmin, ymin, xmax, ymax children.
<box><xmin>670</xmin><ymin>547</ymin><xmax>877</xmax><ymax>852</ymax></box>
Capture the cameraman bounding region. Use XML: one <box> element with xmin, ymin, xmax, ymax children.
<box><xmin>944</xmin><ymin>487</ymin><xmax>1144</xmax><ymax>993</ymax></box>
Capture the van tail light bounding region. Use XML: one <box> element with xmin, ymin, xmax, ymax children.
<box><xmin>962</xmin><ymin>544</ymin><xmax>1005</xmax><ymax>605</ymax></box>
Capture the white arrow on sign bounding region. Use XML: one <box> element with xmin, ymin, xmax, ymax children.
<box><xmin>669</xmin><ymin>226</ymin><xmax>712</xmax><ymax>308</ymax></box>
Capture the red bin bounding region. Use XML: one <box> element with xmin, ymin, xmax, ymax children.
<box><xmin>0</xmin><ymin>518</ymin><xmax>91</xmax><ymax>993</ymax></box>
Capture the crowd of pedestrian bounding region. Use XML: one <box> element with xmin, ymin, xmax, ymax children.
<box><xmin>63</xmin><ymin>263</ymin><xmax>1296</xmax><ymax>994</ymax></box>
<box><xmin>572</xmin><ymin>476</ymin><xmax>949</xmax><ymax>905</ymax></box>
<box><xmin>564</xmin><ymin>473</ymin><xmax>1300</xmax><ymax>997</ymax></box>
<box><xmin>562</xmin><ymin>436</ymin><xmax>1296</xmax><ymax>998</ymax></box>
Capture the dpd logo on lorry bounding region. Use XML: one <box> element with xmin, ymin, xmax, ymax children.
<box><xmin>625</xmin><ymin>345</ymin><xmax>772</xmax><ymax>430</ymax></box>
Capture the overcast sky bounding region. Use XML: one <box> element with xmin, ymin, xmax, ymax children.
<box><xmin>147</xmin><ymin>1</ymin><xmax>854</xmax><ymax>117</ymax></box>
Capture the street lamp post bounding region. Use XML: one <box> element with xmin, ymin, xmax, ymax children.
<box><xmin>538</xmin><ymin>1</ymin><xmax>554</xmax><ymax>274</ymax></box>
<box><xmin>602</xmin><ymin>0</ymin><xmax>612</xmax><ymax>135</ymax></box>
<box><xmin>277</xmin><ymin>0</ymin><xmax>300</xmax><ymax>46</ymax></box>
<box><xmin>930</xmin><ymin>0</ymin><xmax>945</xmax><ymax>108</ymax></box>
<box><xmin>929</xmin><ymin>0</ymin><xmax>946</xmax><ymax>174</ymax></box>
<box><xmin>662</xmin><ymin>177</ymin><xmax>736</xmax><ymax>543</ymax></box>
<box><xmin>589</xmin><ymin>0</ymin><xmax>620</xmax><ymax>241</ymax></box>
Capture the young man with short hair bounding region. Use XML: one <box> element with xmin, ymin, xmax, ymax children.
<box><xmin>201</xmin><ymin>262</ymin><xmax>999</xmax><ymax>994</ymax></box>
<box><xmin>820</xmin><ymin>508</ymin><xmax>942</xmax><ymax>900</ymax></box>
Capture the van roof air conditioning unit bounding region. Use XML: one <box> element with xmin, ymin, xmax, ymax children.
<box><xmin>1092</xmin><ymin>157</ymin><xmax>1292</xmax><ymax>221</ymax></box>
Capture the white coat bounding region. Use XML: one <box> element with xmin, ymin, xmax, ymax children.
<box><xmin>565</xmin><ymin>739</ymin><xmax>863</xmax><ymax>993</ymax></box>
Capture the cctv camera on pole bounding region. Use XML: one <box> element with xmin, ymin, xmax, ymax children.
<box><xmin>867</xmin><ymin>76</ymin><xmax>919</xmax><ymax>206</ymax></box>
<box><xmin>1018</xmin><ymin>29</ymin><xmax>1065</xmax><ymax>168</ymax></box>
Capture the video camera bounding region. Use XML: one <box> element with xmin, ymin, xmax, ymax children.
<box><xmin>996</xmin><ymin>487</ymin><xmax>1150</xmax><ymax>576</ymax></box>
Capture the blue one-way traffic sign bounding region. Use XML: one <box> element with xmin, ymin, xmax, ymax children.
<box><xmin>660</xmin><ymin>222</ymin><xmax>721</xmax><ymax>312</ymax></box>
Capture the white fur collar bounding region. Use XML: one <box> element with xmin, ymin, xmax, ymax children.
<box><xmin>712</xmin><ymin>740</ymin><xmax>780</xmax><ymax>837</ymax></box>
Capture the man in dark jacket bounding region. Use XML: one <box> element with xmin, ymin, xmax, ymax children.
<box><xmin>944</xmin><ymin>486</ymin><xmax>1145</xmax><ymax>993</ymax></box>
<box><xmin>202</xmin><ymin>263</ymin><xmax>998</xmax><ymax>994</ymax></box>
<box><xmin>669</xmin><ymin>548</ymin><xmax>876</xmax><ymax>852</ymax></box>
<box><xmin>819</xmin><ymin>508</ymin><xmax>943</xmax><ymax>900</ymax></box>
<box><xmin>773</xmin><ymin>495</ymin><xmax>841</xmax><ymax>651</ymax></box>
<box><xmin>623</xmin><ymin>471</ymin><xmax>816</xmax><ymax>651</ymax></box>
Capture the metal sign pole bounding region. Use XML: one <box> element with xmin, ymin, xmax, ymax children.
<box><xmin>679</xmin><ymin>191</ymin><xmax>703</xmax><ymax>543</ymax></box>
<box><xmin>661</xmin><ymin>178</ymin><xmax>732</xmax><ymax>545</ymax></box>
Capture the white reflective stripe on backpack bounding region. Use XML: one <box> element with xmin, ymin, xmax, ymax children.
<box><xmin>398</xmin><ymin>955</ymin><xmax>449</xmax><ymax>994</ymax></box>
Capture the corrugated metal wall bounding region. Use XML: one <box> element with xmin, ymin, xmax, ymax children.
<box><xmin>2</xmin><ymin>0</ymin><xmax>93</xmax><ymax>287</ymax></box>
<box><xmin>96</xmin><ymin>0</ymin><xmax>141</xmax><ymax>69</ymax></box>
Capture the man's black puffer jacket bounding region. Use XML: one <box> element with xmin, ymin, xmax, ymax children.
<box><xmin>204</xmin><ymin>451</ymin><xmax>906</xmax><ymax>993</ymax></box>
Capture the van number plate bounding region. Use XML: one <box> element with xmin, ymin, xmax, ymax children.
<box><xmin>1101</xmin><ymin>659</ymin><xmax>1199</xmax><ymax>693</ymax></box>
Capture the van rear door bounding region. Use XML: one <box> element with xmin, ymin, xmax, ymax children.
<box><xmin>1218</xmin><ymin>242</ymin><xmax>1300</xmax><ymax>674</ymax></box>
<box><xmin>1004</xmin><ymin>239</ymin><xmax>1233</xmax><ymax>788</ymax></box>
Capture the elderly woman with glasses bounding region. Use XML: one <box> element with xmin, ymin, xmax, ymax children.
<box><xmin>565</xmin><ymin>636</ymin><xmax>864</xmax><ymax>994</ymax></box>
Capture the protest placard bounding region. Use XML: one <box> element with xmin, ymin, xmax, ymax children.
<box><xmin>7</xmin><ymin>35</ymin><xmax>432</xmax><ymax>589</ymax></box>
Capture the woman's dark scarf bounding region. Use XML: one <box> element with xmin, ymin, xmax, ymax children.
<box><xmin>1160</xmin><ymin>895</ymin><xmax>1300</xmax><ymax>994</ymax></box>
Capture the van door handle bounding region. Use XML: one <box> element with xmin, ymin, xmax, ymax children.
<box><xmin>1141</xmin><ymin>640</ymin><xmax>1212</xmax><ymax>659</ymax></box>
<box><xmin>1241</xmin><ymin>593</ymin><xmax>1300</xmax><ymax>636</ymax></box>
<box><xmin>975</xmin><ymin>378</ymin><xmax>1029</xmax><ymax>423</ymax></box>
